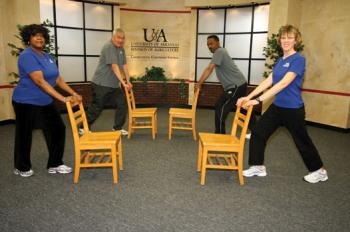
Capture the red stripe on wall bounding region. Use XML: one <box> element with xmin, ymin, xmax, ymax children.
<box><xmin>301</xmin><ymin>88</ymin><xmax>350</xmax><ymax>97</ymax></box>
<box><xmin>185</xmin><ymin>83</ymin><xmax>350</xmax><ymax>96</ymax></box>
<box><xmin>0</xmin><ymin>85</ymin><xmax>15</xmax><ymax>89</ymax></box>
<box><xmin>120</xmin><ymin>8</ymin><xmax>191</xmax><ymax>14</ymax></box>
<box><xmin>1</xmin><ymin>84</ymin><xmax>349</xmax><ymax>97</ymax></box>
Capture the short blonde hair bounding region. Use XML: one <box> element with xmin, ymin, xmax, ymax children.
<box><xmin>278</xmin><ymin>25</ymin><xmax>302</xmax><ymax>49</ymax></box>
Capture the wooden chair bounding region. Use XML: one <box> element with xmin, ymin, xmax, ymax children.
<box><xmin>197</xmin><ymin>104</ymin><xmax>253</xmax><ymax>186</ymax></box>
<box><xmin>123</xmin><ymin>86</ymin><xmax>158</xmax><ymax>139</ymax></box>
<box><xmin>66</xmin><ymin>101</ymin><xmax>123</xmax><ymax>184</ymax></box>
<box><xmin>168</xmin><ymin>88</ymin><xmax>200</xmax><ymax>140</ymax></box>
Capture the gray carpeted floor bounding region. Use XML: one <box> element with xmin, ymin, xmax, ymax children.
<box><xmin>1</xmin><ymin>108</ymin><xmax>349</xmax><ymax>232</ymax></box>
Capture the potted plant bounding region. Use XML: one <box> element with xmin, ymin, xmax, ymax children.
<box><xmin>138</xmin><ymin>66</ymin><xmax>168</xmax><ymax>97</ymax></box>
<box><xmin>130</xmin><ymin>66</ymin><xmax>188</xmax><ymax>105</ymax></box>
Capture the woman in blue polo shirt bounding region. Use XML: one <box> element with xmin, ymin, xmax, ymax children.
<box><xmin>12</xmin><ymin>24</ymin><xmax>82</xmax><ymax>177</ymax></box>
<box><xmin>236</xmin><ymin>25</ymin><xmax>328</xmax><ymax>183</ymax></box>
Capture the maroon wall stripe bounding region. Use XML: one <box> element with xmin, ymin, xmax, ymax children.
<box><xmin>0</xmin><ymin>85</ymin><xmax>15</xmax><ymax>89</ymax></box>
<box><xmin>301</xmin><ymin>88</ymin><xmax>350</xmax><ymax>97</ymax></box>
<box><xmin>1</xmin><ymin>85</ymin><xmax>349</xmax><ymax>97</ymax></box>
<box><xmin>120</xmin><ymin>8</ymin><xmax>191</xmax><ymax>14</ymax></box>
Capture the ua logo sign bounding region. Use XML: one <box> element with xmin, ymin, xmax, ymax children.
<box><xmin>143</xmin><ymin>28</ymin><xmax>168</xmax><ymax>42</ymax></box>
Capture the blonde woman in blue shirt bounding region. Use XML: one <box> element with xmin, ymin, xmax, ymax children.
<box><xmin>237</xmin><ymin>25</ymin><xmax>328</xmax><ymax>183</ymax></box>
<box><xmin>12</xmin><ymin>24</ymin><xmax>82</xmax><ymax>177</ymax></box>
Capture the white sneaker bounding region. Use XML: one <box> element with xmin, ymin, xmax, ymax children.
<box><xmin>48</xmin><ymin>165</ymin><xmax>72</xmax><ymax>174</ymax></box>
<box><xmin>304</xmin><ymin>168</ymin><xmax>328</xmax><ymax>183</ymax></box>
<box><xmin>119</xmin><ymin>129</ymin><xmax>128</xmax><ymax>136</ymax></box>
<box><xmin>243</xmin><ymin>165</ymin><xmax>267</xmax><ymax>177</ymax></box>
<box><xmin>78</xmin><ymin>128</ymin><xmax>84</xmax><ymax>136</ymax></box>
<box><xmin>113</xmin><ymin>128</ymin><xmax>128</xmax><ymax>136</ymax></box>
<box><xmin>14</xmin><ymin>169</ymin><xmax>34</xmax><ymax>177</ymax></box>
<box><xmin>245</xmin><ymin>133</ymin><xmax>251</xmax><ymax>139</ymax></box>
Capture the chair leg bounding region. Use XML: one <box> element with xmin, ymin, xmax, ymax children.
<box><xmin>152</xmin><ymin>115</ymin><xmax>156</xmax><ymax>140</ymax></box>
<box><xmin>117</xmin><ymin>139</ymin><xmax>123</xmax><ymax>170</ymax></box>
<box><xmin>74</xmin><ymin>162</ymin><xmax>80</xmax><ymax>184</ymax></box>
<box><xmin>238</xmin><ymin>152</ymin><xmax>244</xmax><ymax>185</ymax></box>
<box><xmin>192</xmin><ymin>118</ymin><xmax>197</xmax><ymax>141</ymax></box>
<box><xmin>111</xmin><ymin>147</ymin><xmax>118</xmax><ymax>184</ymax></box>
<box><xmin>132</xmin><ymin>118</ymin><xmax>136</xmax><ymax>133</ymax></box>
<box><xmin>238</xmin><ymin>168</ymin><xmax>244</xmax><ymax>186</ymax></box>
<box><xmin>128</xmin><ymin>117</ymin><xmax>132</xmax><ymax>139</ymax></box>
<box><xmin>168</xmin><ymin>115</ymin><xmax>173</xmax><ymax>140</ymax></box>
<box><xmin>200</xmin><ymin>148</ymin><xmax>208</xmax><ymax>185</ymax></box>
<box><xmin>197</xmin><ymin>140</ymin><xmax>203</xmax><ymax>172</ymax></box>
<box><xmin>155</xmin><ymin>113</ymin><xmax>158</xmax><ymax>134</ymax></box>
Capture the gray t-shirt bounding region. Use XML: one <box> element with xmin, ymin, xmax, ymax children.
<box><xmin>92</xmin><ymin>40</ymin><xmax>126</xmax><ymax>88</ymax></box>
<box><xmin>210</xmin><ymin>47</ymin><xmax>246</xmax><ymax>91</ymax></box>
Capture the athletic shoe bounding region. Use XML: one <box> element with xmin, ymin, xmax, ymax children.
<box><xmin>48</xmin><ymin>165</ymin><xmax>72</xmax><ymax>174</ymax></box>
<box><xmin>112</xmin><ymin>128</ymin><xmax>128</xmax><ymax>136</ymax></box>
<box><xmin>14</xmin><ymin>169</ymin><xmax>34</xmax><ymax>177</ymax></box>
<box><xmin>304</xmin><ymin>168</ymin><xmax>328</xmax><ymax>183</ymax></box>
<box><xmin>243</xmin><ymin>165</ymin><xmax>267</xmax><ymax>177</ymax></box>
<box><xmin>78</xmin><ymin>128</ymin><xmax>84</xmax><ymax>136</ymax></box>
<box><xmin>119</xmin><ymin>129</ymin><xmax>128</xmax><ymax>136</ymax></box>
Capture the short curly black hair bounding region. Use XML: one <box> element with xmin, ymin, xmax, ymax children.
<box><xmin>207</xmin><ymin>35</ymin><xmax>220</xmax><ymax>41</ymax></box>
<box><xmin>20</xmin><ymin>24</ymin><xmax>50</xmax><ymax>45</ymax></box>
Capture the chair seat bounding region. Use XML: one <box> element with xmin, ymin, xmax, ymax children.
<box><xmin>169</xmin><ymin>108</ymin><xmax>192</xmax><ymax>117</ymax></box>
<box><xmin>199</xmin><ymin>133</ymin><xmax>240</xmax><ymax>152</ymax></box>
<box><xmin>83</xmin><ymin>131</ymin><xmax>121</xmax><ymax>138</ymax></box>
<box><xmin>134</xmin><ymin>107</ymin><xmax>157</xmax><ymax>112</ymax></box>
<box><xmin>80</xmin><ymin>131</ymin><xmax>121</xmax><ymax>144</ymax></box>
<box><xmin>132</xmin><ymin>108</ymin><xmax>157</xmax><ymax>116</ymax></box>
<box><xmin>199</xmin><ymin>133</ymin><xmax>239</xmax><ymax>146</ymax></box>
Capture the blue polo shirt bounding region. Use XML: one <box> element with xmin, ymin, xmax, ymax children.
<box><xmin>12</xmin><ymin>47</ymin><xmax>59</xmax><ymax>106</ymax></box>
<box><xmin>272</xmin><ymin>52</ymin><xmax>305</xmax><ymax>108</ymax></box>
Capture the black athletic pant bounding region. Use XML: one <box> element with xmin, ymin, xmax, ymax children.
<box><xmin>215</xmin><ymin>83</ymin><xmax>255</xmax><ymax>134</ymax></box>
<box><xmin>13</xmin><ymin>102</ymin><xmax>65</xmax><ymax>171</ymax></box>
<box><xmin>85</xmin><ymin>83</ymin><xmax>127</xmax><ymax>130</ymax></box>
<box><xmin>249</xmin><ymin>104</ymin><xmax>324</xmax><ymax>172</ymax></box>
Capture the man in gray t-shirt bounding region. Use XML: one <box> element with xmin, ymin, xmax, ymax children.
<box><xmin>84</xmin><ymin>28</ymin><xmax>132</xmax><ymax>135</ymax></box>
<box><xmin>92</xmin><ymin>41</ymin><xmax>127</xmax><ymax>88</ymax></box>
<box><xmin>197</xmin><ymin>35</ymin><xmax>253</xmax><ymax>134</ymax></box>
